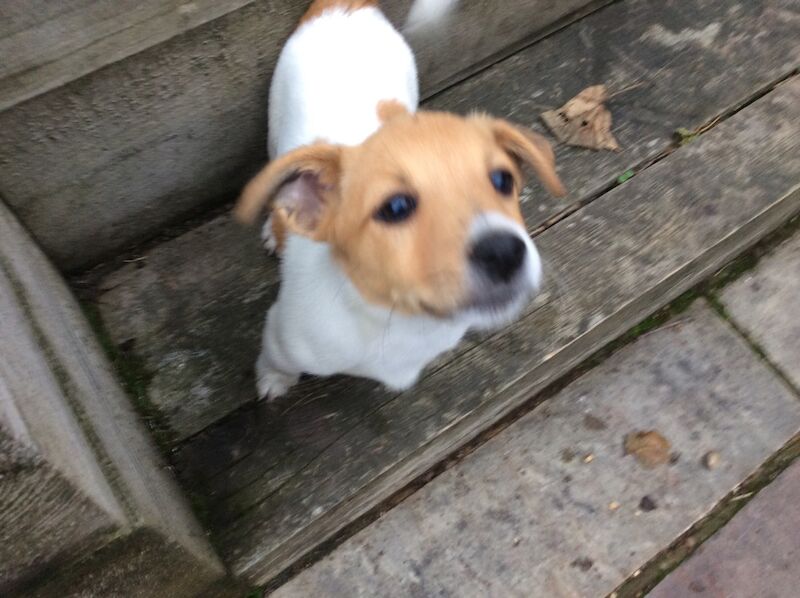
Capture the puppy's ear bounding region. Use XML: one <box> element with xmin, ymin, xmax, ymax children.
<box><xmin>480</xmin><ymin>117</ymin><xmax>566</xmax><ymax>198</ymax></box>
<box><xmin>234</xmin><ymin>143</ymin><xmax>341</xmax><ymax>239</ymax></box>
<box><xmin>377</xmin><ymin>99</ymin><xmax>411</xmax><ymax>124</ymax></box>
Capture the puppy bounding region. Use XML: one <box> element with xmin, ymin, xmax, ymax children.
<box><xmin>236</xmin><ymin>0</ymin><xmax>565</xmax><ymax>400</ymax></box>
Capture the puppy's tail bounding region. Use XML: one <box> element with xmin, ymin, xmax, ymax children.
<box><xmin>403</xmin><ymin>0</ymin><xmax>458</xmax><ymax>33</ymax></box>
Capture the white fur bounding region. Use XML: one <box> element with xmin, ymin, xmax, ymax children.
<box><xmin>257</xmin><ymin>235</ymin><xmax>470</xmax><ymax>397</ymax></box>
<box><xmin>255</xmin><ymin>1</ymin><xmax>541</xmax><ymax>399</ymax></box>
<box><xmin>267</xmin><ymin>6</ymin><xmax>419</xmax><ymax>158</ymax></box>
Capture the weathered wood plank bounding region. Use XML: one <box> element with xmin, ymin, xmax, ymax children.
<box><xmin>98</xmin><ymin>0</ymin><xmax>800</xmax><ymax>441</ymax></box>
<box><xmin>272</xmin><ymin>303</ymin><xmax>800</xmax><ymax>597</ymax></box>
<box><xmin>428</xmin><ymin>0</ymin><xmax>800</xmax><ymax>230</ymax></box>
<box><xmin>193</xmin><ymin>77</ymin><xmax>800</xmax><ymax>583</ymax></box>
<box><xmin>0</xmin><ymin>0</ymin><xmax>607</xmax><ymax>113</ymax></box>
<box><xmin>0</xmin><ymin>0</ymin><xmax>601</xmax><ymax>269</ymax></box>
<box><xmin>0</xmin><ymin>0</ymin><xmax>253</xmax><ymax>112</ymax></box>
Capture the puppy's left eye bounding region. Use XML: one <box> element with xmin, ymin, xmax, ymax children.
<box><xmin>490</xmin><ymin>169</ymin><xmax>515</xmax><ymax>195</ymax></box>
<box><xmin>375</xmin><ymin>193</ymin><xmax>418</xmax><ymax>223</ymax></box>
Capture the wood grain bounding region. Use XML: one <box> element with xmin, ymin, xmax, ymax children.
<box><xmin>0</xmin><ymin>426</ymin><xmax>116</xmax><ymax>592</ymax></box>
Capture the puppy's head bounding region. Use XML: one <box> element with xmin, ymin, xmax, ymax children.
<box><xmin>236</xmin><ymin>106</ymin><xmax>565</xmax><ymax>327</ymax></box>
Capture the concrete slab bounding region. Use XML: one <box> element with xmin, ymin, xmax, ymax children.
<box><xmin>720</xmin><ymin>233</ymin><xmax>800</xmax><ymax>389</ymax></box>
<box><xmin>649</xmin><ymin>459</ymin><xmax>800</xmax><ymax>598</ymax></box>
<box><xmin>1</xmin><ymin>265</ymin><xmax>124</xmax><ymax>591</ymax></box>
<box><xmin>272</xmin><ymin>303</ymin><xmax>800</xmax><ymax>597</ymax></box>
<box><xmin>0</xmin><ymin>202</ymin><xmax>225</xmax><ymax>595</ymax></box>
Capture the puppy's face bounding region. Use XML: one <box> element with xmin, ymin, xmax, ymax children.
<box><xmin>236</xmin><ymin>108</ymin><xmax>565</xmax><ymax>326</ymax></box>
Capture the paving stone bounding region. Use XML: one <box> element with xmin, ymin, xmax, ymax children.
<box><xmin>271</xmin><ymin>303</ymin><xmax>800</xmax><ymax>597</ymax></box>
<box><xmin>720</xmin><ymin>233</ymin><xmax>800</xmax><ymax>389</ymax></box>
<box><xmin>649</xmin><ymin>459</ymin><xmax>800</xmax><ymax>598</ymax></box>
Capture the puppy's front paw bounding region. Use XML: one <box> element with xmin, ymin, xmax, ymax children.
<box><xmin>256</xmin><ymin>367</ymin><xmax>298</xmax><ymax>402</ymax></box>
<box><xmin>261</xmin><ymin>215</ymin><xmax>279</xmax><ymax>255</ymax></box>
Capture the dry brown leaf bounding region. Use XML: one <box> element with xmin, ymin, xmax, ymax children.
<box><xmin>624</xmin><ymin>430</ymin><xmax>671</xmax><ymax>468</ymax></box>
<box><xmin>541</xmin><ymin>85</ymin><xmax>621</xmax><ymax>151</ymax></box>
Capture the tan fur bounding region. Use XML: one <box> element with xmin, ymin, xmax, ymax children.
<box><xmin>270</xmin><ymin>213</ymin><xmax>288</xmax><ymax>253</ymax></box>
<box><xmin>486</xmin><ymin>117</ymin><xmax>567</xmax><ymax>197</ymax></box>
<box><xmin>235</xmin><ymin>143</ymin><xmax>340</xmax><ymax>225</ymax></box>
<box><xmin>235</xmin><ymin>110</ymin><xmax>565</xmax><ymax>315</ymax></box>
<box><xmin>300</xmin><ymin>0</ymin><xmax>379</xmax><ymax>23</ymax></box>
<box><xmin>377</xmin><ymin>99</ymin><xmax>411</xmax><ymax>124</ymax></box>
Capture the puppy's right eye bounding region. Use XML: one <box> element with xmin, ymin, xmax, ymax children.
<box><xmin>490</xmin><ymin>169</ymin><xmax>515</xmax><ymax>195</ymax></box>
<box><xmin>375</xmin><ymin>194</ymin><xmax>417</xmax><ymax>223</ymax></box>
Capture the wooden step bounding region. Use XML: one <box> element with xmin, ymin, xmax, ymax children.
<box><xmin>0</xmin><ymin>0</ymin><xmax>602</xmax><ymax>270</ymax></box>
<box><xmin>0</xmin><ymin>0</ymin><xmax>251</xmax><ymax>112</ymax></box>
<box><xmin>92</xmin><ymin>0</ymin><xmax>800</xmax><ymax>586</ymax></box>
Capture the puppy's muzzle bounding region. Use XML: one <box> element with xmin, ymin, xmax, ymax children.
<box><xmin>462</xmin><ymin>213</ymin><xmax>542</xmax><ymax>328</ymax></box>
<box><xmin>469</xmin><ymin>232</ymin><xmax>527</xmax><ymax>284</ymax></box>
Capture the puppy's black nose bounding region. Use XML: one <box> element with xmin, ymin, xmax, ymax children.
<box><xmin>470</xmin><ymin>232</ymin><xmax>526</xmax><ymax>283</ymax></box>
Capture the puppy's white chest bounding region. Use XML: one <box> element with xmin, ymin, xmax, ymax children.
<box><xmin>270</xmin><ymin>237</ymin><xmax>469</xmax><ymax>391</ymax></box>
<box><xmin>349</xmin><ymin>312</ymin><xmax>468</xmax><ymax>390</ymax></box>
